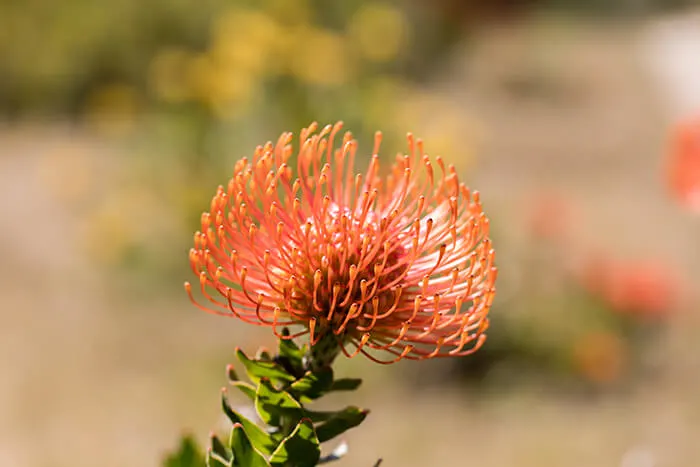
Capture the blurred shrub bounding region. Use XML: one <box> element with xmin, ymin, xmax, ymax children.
<box><xmin>0</xmin><ymin>0</ymin><xmax>227</xmax><ymax>117</ymax></box>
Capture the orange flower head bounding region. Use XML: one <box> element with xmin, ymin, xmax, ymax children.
<box><xmin>605</xmin><ymin>262</ymin><xmax>678</xmax><ymax>320</ymax></box>
<box><xmin>185</xmin><ymin>122</ymin><xmax>497</xmax><ymax>364</ymax></box>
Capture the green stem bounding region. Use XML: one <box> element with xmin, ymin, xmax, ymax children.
<box><xmin>303</xmin><ymin>330</ymin><xmax>342</xmax><ymax>372</ymax></box>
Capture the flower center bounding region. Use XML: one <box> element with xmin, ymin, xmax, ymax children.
<box><xmin>289</xmin><ymin>202</ymin><xmax>408</xmax><ymax>338</ymax></box>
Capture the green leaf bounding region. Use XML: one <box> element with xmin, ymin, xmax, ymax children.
<box><xmin>301</xmin><ymin>409</ymin><xmax>340</xmax><ymax>423</ymax></box>
<box><xmin>255</xmin><ymin>378</ymin><xmax>303</xmax><ymax>427</ymax></box>
<box><xmin>230</xmin><ymin>381</ymin><xmax>256</xmax><ymax>401</ymax></box>
<box><xmin>330</xmin><ymin>378</ymin><xmax>362</xmax><ymax>392</ymax></box>
<box><xmin>278</xmin><ymin>328</ymin><xmax>304</xmax><ymax>368</ymax></box>
<box><xmin>206</xmin><ymin>450</ymin><xmax>228</xmax><ymax>467</ymax></box>
<box><xmin>163</xmin><ymin>435</ymin><xmax>205</xmax><ymax>467</ymax></box>
<box><xmin>229</xmin><ymin>424</ymin><xmax>271</xmax><ymax>467</ymax></box>
<box><xmin>236</xmin><ymin>348</ymin><xmax>295</xmax><ymax>385</ymax></box>
<box><xmin>209</xmin><ymin>433</ymin><xmax>230</xmax><ymax>462</ymax></box>
<box><xmin>220</xmin><ymin>389</ymin><xmax>276</xmax><ymax>455</ymax></box>
<box><xmin>255</xmin><ymin>348</ymin><xmax>272</xmax><ymax>361</ymax></box>
<box><xmin>226</xmin><ymin>364</ymin><xmax>239</xmax><ymax>382</ymax></box>
<box><xmin>289</xmin><ymin>367</ymin><xmax>334</xmax><ymax>400</ymax></box>
<box><xmin>269</xmin><ymin>418</ymin><xmax>320</xmax><ymax>467</ymax></box>
<box><xmin>315</xmin><ymin>407</ymin><xmax>369</xmax><ymax>443</ymax></box>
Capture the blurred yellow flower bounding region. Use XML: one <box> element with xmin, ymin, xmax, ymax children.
<box><xmin>348</xmin><ymin>3</ymin><xmax>408</xmax><ymax>63</ymax></box>
<box><xmin>288</xmin><ymin>27</ymin><xmax>351</xmax><ymax>86</ymax></box>
<box><xmin>214</xmin><ymin>8</ymin><xmax>280</xmax><ymax>51</ymax></box>
<box><xmin>149</xmin><ymin>48</ymin><xmax>193</xmax><ymax>103</ymax></box>
<box><xmin>212</xmin><ymin>68</ymin><xmax>258</xmax><ymax>119</ymax></box>
<box><xmin>211</xmin><ymin>9</ymin><xmax>281</xmax><ymax>77</ymax></box>
<box><xmin>263</xmin><ymin>0</ymin><xmax>311</xmax><ymax>26</ymax></box>
<box><xmin>186</xmin><ymin>54</ymin><xmax>216</xmax><ymax>102</ymax></box>
<box><xmin>211</xmin><ymin>37</ymin><xmax>268</xmax><ymax>77</ymax></box>
<box><xmin>186</xmin><ymin>54</ymin><xmax>256</xmax><ymax>118</ymax></box>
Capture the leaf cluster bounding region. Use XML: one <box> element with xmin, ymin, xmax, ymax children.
<box><xmin>165</xmin><ymin>329</ymin><xmax>367</xmax><ymax>467</ymax></box>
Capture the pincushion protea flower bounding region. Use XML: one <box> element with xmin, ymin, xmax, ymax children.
<box><xmin>186</xmin><ymin>122</ymin><xmax>497</xmax><ymax>364</ymax></box>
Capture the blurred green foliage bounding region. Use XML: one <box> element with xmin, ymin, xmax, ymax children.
<box><xmin>0</xmin><ymin>0</ymin><xmax>225</xmax><ymax>116</ymax></box>
<box><xmin>5</xmin><ymin>0</ymin><xmax>696</xmax><ymax>118</ymax></box>
<box><xmin>0</xmin><ymin>0</ymin><xmax>470</xmax><ymax>120</ymax></box>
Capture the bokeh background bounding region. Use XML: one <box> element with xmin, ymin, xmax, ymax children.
<box><xmin>2</xmin><ymin>1</ymin><xmax>700</xmax><ymax>466</ymax></box>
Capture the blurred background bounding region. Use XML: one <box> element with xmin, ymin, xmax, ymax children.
<box><xmin>2</xmin><ymin>0</ymin><xmax>700</xmax><ymax>466</ymax></box>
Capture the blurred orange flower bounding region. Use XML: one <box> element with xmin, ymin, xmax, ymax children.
<box><xmin>667</xmin><ymin>116</ymin><xmax>700</xmax><ymax>212</ymax></box>
<box><xmin>186</xmin><ymin>122</ymin><xmax>497</xmax><ymax>364</ymax></box>
<box><xmin>581</xmin><ymin>256</ymin><xmax>679</xmax><ymax>320</ymax></box>
<box><xmin>525</xmin><ymin>190</ymin><xmax>573</xmax><ymax>241</ymax></box>
<box><xmin>572</xmin><ymin>330</ymin><xmax>627</xmax><ymax>384</ymax></box>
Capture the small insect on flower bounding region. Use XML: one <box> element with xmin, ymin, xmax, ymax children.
<box><xmin>185</xmin><ymin>122</ymin><xmax>497</xmax><ymax>364</ymax></box>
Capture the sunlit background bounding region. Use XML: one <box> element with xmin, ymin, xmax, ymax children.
<box><xmin>2</xmin><ymin>0</ymin><xmax>700</xmax><ymax>465</ymax></box>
